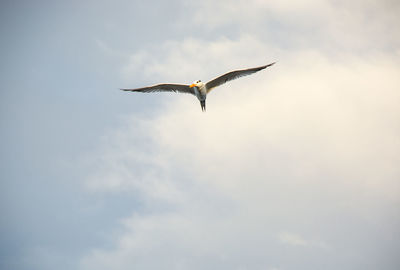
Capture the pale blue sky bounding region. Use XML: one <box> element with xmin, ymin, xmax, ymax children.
<box><xmin>1</xmin><ymin>1</ymin><xmax>400</xmax><ymax>269</ymax></box>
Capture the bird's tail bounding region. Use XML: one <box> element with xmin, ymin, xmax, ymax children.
<box><xmin>200</xmin><ymin>100</ymin><xmax>206</xmax><ymax>112</ymax></box>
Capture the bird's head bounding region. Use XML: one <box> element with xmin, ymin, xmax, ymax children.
<box><xmin>189</xmin><ymin>80</ymin><xmax>203</xmax><ymax>88</ymax></box>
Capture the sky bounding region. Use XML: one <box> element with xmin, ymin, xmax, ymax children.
<box><xmin>1</xmin><ymin>0</ymin><xmax>399</xmax><ymax>269</ymax></box>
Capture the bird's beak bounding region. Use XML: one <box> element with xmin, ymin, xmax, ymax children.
<box><xmin>189</xmin><ymin>83</ymin><xmax>196</xmax><ymax>88</ymax></box>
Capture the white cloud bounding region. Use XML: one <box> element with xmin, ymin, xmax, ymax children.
<box><xmin>277</xmin><ymin>231</ymin><xmax>330</xmax><ymax>249</ymax></box>
<box><xmin>278</xmin><ymin>231</ymin><xmax>308</xmax><ymax>247</ymax></box>
<box><xmin>81</xmin><ymin>1</ymin><xmax>400</xmax><ymax>269</ymax></box>
<box><xmin>121</xmin><ymin>35</ymin><xmax>276</xmax><ymax>85</ymax></box>
<box><xmin>81</xmin><ymin>33</ymin><xmax>400</xmax><ymax>269</ymax></box>
<box><xmin>182</xmin><ymin>0</ymin><xmax>400</xmax><ymax>53</ymax></box>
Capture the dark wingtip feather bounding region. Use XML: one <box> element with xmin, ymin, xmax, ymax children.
<box><xmin>265</xmin><ymin>61</ymin><xmax>276</xmax><ymax>68</ymax></box>
<box><xmin>257</xmin><ymin>62</ymin><xmax>276</xmax><ymax>71</ymax></box>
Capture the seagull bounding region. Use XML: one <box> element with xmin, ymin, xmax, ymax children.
<box><xmin>121</xmin><ymin>62</ymin><xmax>275</xmax><ymax>111</ymax></box>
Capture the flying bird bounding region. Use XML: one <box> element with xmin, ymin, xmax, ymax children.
<box><xmin>121</xmin><ymin>62</ymin><xmax>275</xmax><ymax>111</ymax></box>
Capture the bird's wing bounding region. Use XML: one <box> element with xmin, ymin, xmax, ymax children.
<box><xmin>121</xmin><ymin>83</ymin><xmax>195</xmax><ymax>95</ymax></box>
<box><xmin>205</xmin><ymin>62</ymin><xmax>276</xmax><ymax>93</ymax></box>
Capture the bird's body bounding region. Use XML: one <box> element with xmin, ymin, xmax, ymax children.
<box><xmin>192</xmin><ymin>82</ymin><xmax>207</xmax><ymax>111</ymax></box>
<box><xmin>121</xmin><ymin>62</ymin><xmax>275</xmax><ymax>111</ymax></box>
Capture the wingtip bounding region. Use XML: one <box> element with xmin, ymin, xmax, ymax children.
<box><xmin>260</xmin><ymin>62</ymin><xmax>276</xmax><ymax>70</ymax></box>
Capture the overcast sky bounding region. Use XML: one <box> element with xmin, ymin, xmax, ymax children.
<box><xmin>1</xmin><ymin>0</ymin><xmax>400</xmax><ymax>269</ymax></box>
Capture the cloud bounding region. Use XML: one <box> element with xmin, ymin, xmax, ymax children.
<box><xmin>278</xmin><ymin>231</ymin><xmax>309</xmax><ymax>247</ymax></box>
<box><xmin>277</xmin><ymin>231</ymin><xmax>330</xmax><ymax>249</ymax></box>
<box><xmin>182</xmin><ymin>0</ymin><xmax>400</xmax><ymax>53</ymax></box>
<box><xmin>121</xmin><ymin>35</ymin><xmax>276</xmax><ymax>85</ymax></box>
<box><xmin>4</xmin><ymin>1</ymin><xmax>399</xmax><ymax>269</ymax></box>
<box><xmin>80</xmin><ymin>1</ymin><xmax>400</xmax><ymax>269</ymax></box>
<box><xmin>81</xmin><ymin>31</ymin><xmax>400</xmax><ymax>269</ymax></box>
